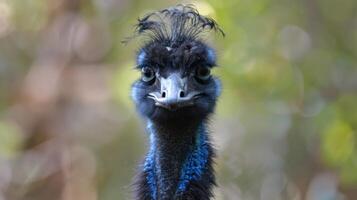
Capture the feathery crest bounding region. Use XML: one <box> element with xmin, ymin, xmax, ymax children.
<box><xmin>125</xmin><ymin>4</ymin><xmax>224</xmax><ymax>44</ymax></box>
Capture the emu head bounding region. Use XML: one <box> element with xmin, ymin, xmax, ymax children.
<box><xmin>131</xmin><ymin>5</ymin><xmax>224</xmax><ymax>123</ymax></box>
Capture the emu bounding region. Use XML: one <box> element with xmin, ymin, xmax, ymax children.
<box><xmin>130</xmin><ymin>5</ymin><xmax>224</xmax><ymax>200</ymax></box>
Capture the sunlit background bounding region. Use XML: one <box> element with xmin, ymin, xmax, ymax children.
<box><xmin>0</xmin><ymin>0</ymin><xmax>356</xmax><ymax>199</ymax></box>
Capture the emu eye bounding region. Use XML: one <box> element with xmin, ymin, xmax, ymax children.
<box><xmin>195</xmin><ymin>66</ymin><xmax>211</xmax><ymax>82</ymax></box>
<box><xmin>141</xmin><ymin>67</ymin><xmax>155</xmax><ymax>83</ymax></box>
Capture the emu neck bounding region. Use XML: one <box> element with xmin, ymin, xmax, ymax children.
<box><xmin>146</xmin><ymin>120</ymin><xmax>209</xmax><ymax>199</ymax></box>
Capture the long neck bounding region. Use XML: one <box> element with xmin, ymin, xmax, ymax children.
<box><xmin>145</xmin><ymin>120</ymin><xmax>212</xmax><ymax>200</ymax></box>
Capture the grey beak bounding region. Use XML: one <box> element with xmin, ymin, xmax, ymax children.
<box><xmin>148</xmin><ymin>73</ymin><xmax>200</xmax><ymax>111</ymax></box>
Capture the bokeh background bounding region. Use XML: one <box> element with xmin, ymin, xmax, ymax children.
<box><xmin>0</xmin><ymin>0</ymin><xmax>356</xmax><ymax>199</ymax></box>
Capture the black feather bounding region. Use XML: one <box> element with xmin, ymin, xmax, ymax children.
<box><xmin>124</xmin><ymin>4</ymin><xmax>224</xmax><ymax>44</ymax></box>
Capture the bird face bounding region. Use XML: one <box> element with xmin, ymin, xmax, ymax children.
<box><xmin>131</xmin><ymin>40</ymin><xmax>221</xmax><ymax>122</ymax></box>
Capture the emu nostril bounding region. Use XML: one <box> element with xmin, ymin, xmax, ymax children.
<box><xmin>161</xmin><ymin>91</ymin><xmax>166</xmax><ymax>98</ymax></box>
<box><xmin>179</xmin><ymin>91</ymin><xmax>185</xmax><ymax>98</ymax></box>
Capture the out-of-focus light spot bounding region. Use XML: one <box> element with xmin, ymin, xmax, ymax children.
<box><xmin>24</xmin><ymin>62</ymin><xmax>62</xmax><ymax>105</ymax></box>
<box><xmin>73</xmin><ymin>21</ymin><xmax>111</xmax><ymax>62</ymax></box>
<box><xmin>306</xmin><ymin>173</ymin><xmax>341</xmax><ymax>200</ymax></box>
<box><xmin>322</xmin><ymin>120</ymin><xmax>354</xmax><ymax>166</ymax></box>
<box><xmin>278</xmin><ymin>25</ymin><xmax>311</xmax><ymax>61</ymax></box>
<box><xmin>70</xmin><ymin>66</ymin><xmax>111</xmax><ymax>104</ymax></box>
<box><xmin>0</xmin><ymin>121</ymin><xmax>23</xmax><ymax>158</ymax></box>
<box><xmin>12</xmin><ymin>139</ymin><xmax>64</xmax><ymax>184</ymax></box>
<box><xmin>0</xmin><ymin>0</ymin><xmax>12</xmax><ymax>38</ymax></box>
<box><xmin>187</xmin><ymin>0</ymin><xmax>215</xmax><ymax>16</ymax></box>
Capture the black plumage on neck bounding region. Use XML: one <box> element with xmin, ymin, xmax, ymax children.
<box><xmin>133</xmin><ymin>119</ymin><xmax>216</xmax><ymax>200</ymax></box>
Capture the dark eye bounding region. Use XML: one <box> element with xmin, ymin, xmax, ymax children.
<box><xmin>195</xmin><ymin>66</ymin><xmax>211</xmax><ymax>82</ymax></box>
<box><xmin>141</xmin><ymin>67</ymin><xmax>155</xmax><ymax>83</ymax></box>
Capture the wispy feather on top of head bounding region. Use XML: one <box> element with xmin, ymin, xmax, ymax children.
<box><xmin>124</xmin><ymin>4</ymin><xmax>224</xmax><ymax>44</ymax></box>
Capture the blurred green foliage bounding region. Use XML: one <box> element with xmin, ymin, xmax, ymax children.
<box><xmin>0</xmin><ymin>121</ymin><xmax>23</xmax><ymax>158</ymax></box>
<box><xmin>0</xmin><ymin>0</ymin><xmax>356</xmax><ymax>199</ymax></box>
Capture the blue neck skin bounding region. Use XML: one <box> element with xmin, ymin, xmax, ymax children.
<box><xmin>144</xmin><ymin>120</ymin><xmax>210</xmax><ymax>200</ymax></box>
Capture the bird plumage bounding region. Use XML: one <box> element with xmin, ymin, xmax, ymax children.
<box><xmin>129</xmin><ymin>5</ymin><xmax>223</xmax><ymax>200</ymax></box>
<box><xmin>125</xmin><ymin>4</ymin><xmax>224</xmax><ymax>45</ymax></box>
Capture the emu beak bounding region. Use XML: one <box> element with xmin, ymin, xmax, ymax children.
<box><xmin>148</xmin><ymin>73</ymin><xmax>200</xmax><ymax>111</ymax></box>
